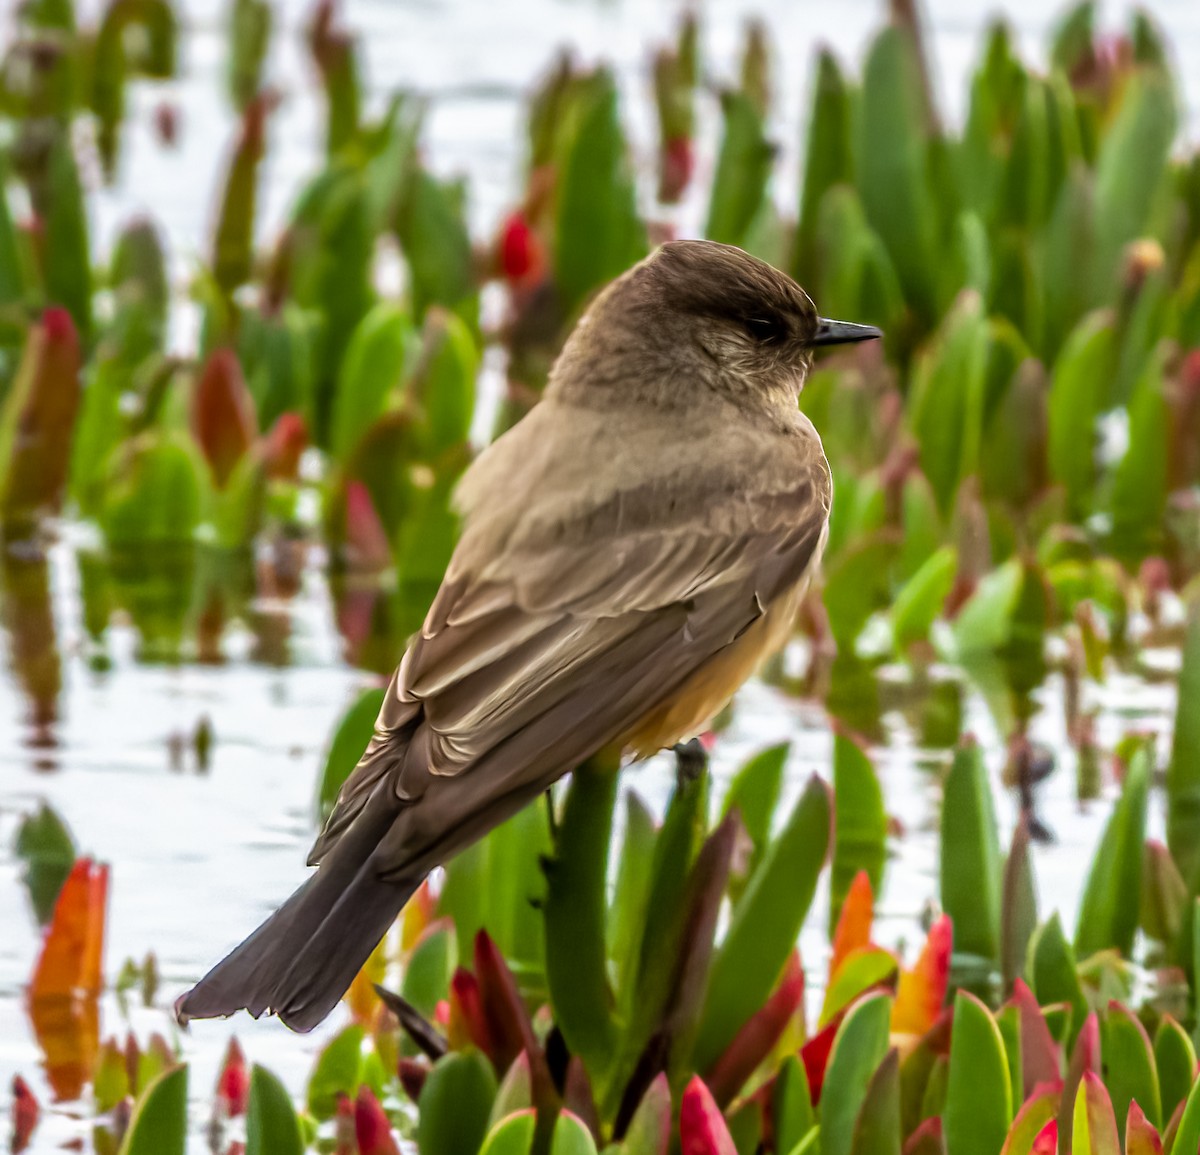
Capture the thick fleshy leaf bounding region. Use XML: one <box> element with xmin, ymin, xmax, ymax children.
<box><xmin>893</xmin><ymin>916</ymin><xmax>951</xmax><ymax>1036</ymax></box>
<box><xmin>473</xmin><ymin>930</ymin><xmax>544</xmax><ymax>1078</ymax></box>
<box><xmin>707</xmin><ymin>951</ymin><xmax>804</xmax><ymax>1106</ymax></box>
<box><xmin>1060</xmin><ymin>1013</ymin><xmax>1102</xmax><ymax>1152</ymax></box>
<box><xmin>899</xmin><ymin>1011</ymin><xmax>952</xmax><ymax>1138</ymax></box>
<box><xmin>30</xmin><ymin>858</ymin><xmax>108</xmax><ymax>998</ymax></box>
<box><xmin>550</xmin><ymin>1111</ymin><xmax>598</xmax><ymax>1155</ymax></box>
<box><xmin>416</xmin><ymin>1051</ymin><xmax>498</xmax><ymax>1155</ymax></box>
<box><xmin>905</xmin><ymin>1117</ymin><xmax>945</xmax><ymax>1155</ymax></box>
<box><xmin>314</xmin><ymin>688</ymin><xmax>386</xmax><ymax>822</ymax></box>
<box><xmin>552</xmin><ymin>71</ymin><xmax>647</xmax><ymax>314</ymax></box>
<box><xmin>1153</xmin><ymin>1016</ymin><xmax>1196</xmax><ymax>1123</ymax></box>
<box><xmin>1165</xmin><ymin>1061</ymin><xmax>1200</xmax><ymax>1155</ymax></box>
<box><xmin>851</xmin><ymin>1048</ymin><xmax>901</xmax><ymax>1155</ymax></box>
<box><xmin>1167</xmin><ymin>600</ymin><xmax>1200</xmax><ymax>889</ymax></box>
<box><xmin>191</xmin><ymin>348</ymin><xmax>258</xmax><ymax>490</ymax></box>
<box><xmin>705</xmin><ymin>90</ymin><xmax>774</xmax><ymax>248</ymax></box>
<box><xmin>800</xmin><ymin>1017</ymin><xmax>840</xmax><ymax>1106</ymax></box>
<box><xmin>821</xmin><ymin>992</ymin><xmax>893</xmax><ymax>1155</ymax></box>
<box><xmin>15</xmin><ymin>803</ymin><xmax>75</xmax><ymax>926</ymax></box>
<box><xmin>212</xmin><ymin>95</ymin><xmax>270</xmax><ymax>294</ymax></box>
<box><xmin>1139</xmin><ymin>840</ymin><xmax>1188</xmax><ymax>946</ymax></box>
<box><xmin>694</xmin><ymin>775</ymin><xmax>830</xmax><ymax>1071</ymax></box>
<box><xmin>944</xmin><ymin>991</ymin><xmax>1012</xmax><ymax>1155</ymax></box>
<box><xmin>1125</xmin><ymin>1102</ymin><xmax>1163</xmax><ymax>1155</ymax></box>
<box><xmin>680</xmin><ymin>1076</ymin><xmax>737</xmax><ymax>1155</ymax></box>
<box><xmin>1076</xmin><ymin>743</ymin><xmax>1150</xmax><ymax>957</ymax></box>
<box><xmin>480</xmin><ymin>1109</ymin><xmax>536</xmax><ymax>1155</ymax></box>
<box><xmin>1002</xmin><ymin>817</ymin><xmax>1039</xmax><ymax>993</ymax></box>
<box><xmin>720</xmin><ymin>743</ymin><xmax>787</xmax><ymax>880</ymax></box>
<box><xmin>1007</xmin><ymin>980</ymin><xmax>1061</xmax><ymax>1098</ymax></box>
<box><xmin>246</xmin><ymin>1065</ymin><xmax>304</xmax><ymax>1155</ymax></box>
<box><xmin>0</xmin><ymin>308</ymin><xmax>81</xmax><ymax>534</ymax></box>
<box><xmin>1046</xmin><ymin>311</ymin><xmax>1115</xmax><ymax>518</ymax></box>
<box><xmin>1102</xmin><ymin>1002</ymin><xmax>1160</xmax><ymax>1136</ymax></box>
<box><xmin>855</xmin><ymin>25</ymin><xmax>937</xmax><ymax>321</ymax></box>
<box><xmin>1027</xmin><ymin>915</ymin><xmax>1088</xmax><ymax>1043</ymax></box>
<box><xmin>118</xmin><ymin>1065</ymin><xmax>186</xmax><ymax>1155</ymax></box>
<box><xmin>623</xmin><ymin>1073</ymin><xmax>671</xmax><ymax>1155</ymax></box>
<box><xmin>1072</xmin><ymin>1072</ymin><xmax>1120</xmax><ymax>1155</ymax></box>
<box><xmin>893</xmin><ymin>546</ymin><xmax>957</xmax><ymax>651</ymax></box>
<box><xmin>469</xmin><ymin>1111</ymin><xmax>532</xmax><ymax>1155</ymax></box>
<box><xmin>488</xmin><ymin>1052</ymin><xmax>533</xmax><ymax>1126</ymax></box>
<box><xmin>773</xmin><ymin>1055</ymin><xmax>815</xmax><ymax>1154</ymax></box>
<box><xmin>831</xmin><ymin>872</ymin><xmax>875</xmax><ymax>980</ymax></box>
<box><xmin>940</xmin><ymin>739</ymin><xmax>1001</xmax><ymax>961</ymax></box>
<box><xmin>544</xmin><ymin>761</ymin><xmax>619</xmax><ymax>1077</ymax></box>
<box><xmin>331</xmin><ymin>302</ymin><xmax>417</xmax><ymax>462</ymax></box>
<box><xmin>821</xmin><ymin>948</ymin><xmax>898</xmax><ymax>1027</ymax></box>
<box><xmin>356</xmin><ymin>1084</ymin><xmax>401</xmax><ymax>1155</ymax></box>
<box><xmin>831</xmin><ymin>734</ymin><xmax>887</xmax><ymax>931</ymax></box>
<box><xmin>999</xmin><ymin>1084</ymin><xmax>1061</xmax><ymax>1155</ymax></box>
<box><xmin>307</xmin><ymin>1026</ymin><xmax>364</xmax><ymax>1121</ymax></box>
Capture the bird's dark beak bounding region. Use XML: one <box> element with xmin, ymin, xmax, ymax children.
<box><xmin>812</xmin><ymin>318</ymin><xmax>884</xmax><ymax>347</ymax></box>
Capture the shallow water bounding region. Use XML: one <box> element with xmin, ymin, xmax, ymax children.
<box><xmin>1</xmin><ymin>0</ymin><xmax>1198</xmax><ymax>1149</ymax></box>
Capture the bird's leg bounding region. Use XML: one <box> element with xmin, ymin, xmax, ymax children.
<box><xmin>673</xmin><ymin>738</ymin><xmax>708</xmax><ymax>787</ymax></box>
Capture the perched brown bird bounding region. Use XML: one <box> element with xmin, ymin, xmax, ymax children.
<box><xmin>176</xmin><ymin>239</ymin><xmax>881</xmax><ymax>1031</ymax></box>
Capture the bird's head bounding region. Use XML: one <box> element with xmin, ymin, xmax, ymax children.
<box><xmin>550</xmin><ymin>239</ymin><xmax>882</xmax><ymax>414</ymax></box>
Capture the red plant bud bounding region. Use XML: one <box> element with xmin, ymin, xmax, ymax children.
<box><xmin>355</xmin><ymin>1085</ymin><xmax>400</xmax><ymax>1155</ymax></box>
<box><xmin>660</xmin><ymin>136</ymin><xmax>695</xmax><ymax>203</ymax></box>
<box><xmin>215</xmin><ymin>1038</ymin><xmax>249</xmax><ymax>1117</ymax></box>
<box><xmin>499</xmin><ymin>212</ymin><xmax>544</xmax><ymax>288</ymax></box>
<box><xmin>679</xmin><ymin>1076</ymin><xmax>737</xmax><ymax>1155</ymax></box>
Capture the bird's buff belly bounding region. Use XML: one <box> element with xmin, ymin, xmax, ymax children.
<box><xmin>621</xmin><ymin>580</ymin><xmax>808</xmax><ymax>759</ymax></box>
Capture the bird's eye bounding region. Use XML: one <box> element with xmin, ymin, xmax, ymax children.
<box><xmin>744</xmin><ymin>316</ymin><xmax>789</xmax><ymax>345</ymax></box>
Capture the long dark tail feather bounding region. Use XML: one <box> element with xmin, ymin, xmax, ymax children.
<box><xmin>175</xmin><ymin>784</ymin><xmax>413</xmax><ymax>1031</ymax></box>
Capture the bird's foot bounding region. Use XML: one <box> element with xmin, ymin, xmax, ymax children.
<box><xmin>673</xmin><ymin>738</ymin><xmax>708</xmax><ymax>787</ymax></box>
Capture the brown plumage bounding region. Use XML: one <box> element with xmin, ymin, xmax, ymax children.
<box><xmin>175</xmin><ymin>239</ymin><xmax>881</xmax><ymax>1032</ymax></box>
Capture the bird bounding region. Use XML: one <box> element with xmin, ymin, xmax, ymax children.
<box><xmin>175</xmin><ymin>239</ymin><xmax>882</xmax><ymax>1032</ymax></box>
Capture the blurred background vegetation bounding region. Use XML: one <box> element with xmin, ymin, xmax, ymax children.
<box><xmin>4</xmin><ymin>0</ymin><xmax>1200</xmax><ymax>1152</ymax></box>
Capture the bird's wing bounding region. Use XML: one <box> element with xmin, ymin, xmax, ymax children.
<box><xmin>310</xmin><ymin>454</ymin><xmax>830</xmax><ymax>866</ymax></box>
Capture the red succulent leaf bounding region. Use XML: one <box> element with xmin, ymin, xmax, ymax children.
<box><xmin>355</xmin><ymin>1085</ymin><xmax>400</xmax><ymax>1155</ymax></box>
<box><xmin>903</xmin><ymin>1115</ymin><xmax>944</xmax><ymax>1155</ymax></box>
<box><xmin>448</xmin><ymin>967</ymin><xmax>493</xmax><ymax>1057</ymax></box>
<box><xmin>191</xmin><ymin>347</ymin><xmax>258</xmax><ymax>489</ymax></box>
<box><xmin>892</xmin><ymin>915</ymin><xmax>951</xmax><ymax>1036</ymax></box>
<box><xmin>830</xmin><ymin>871</ymin><xmax>874</xmax><ymax>981</ymax></box>
<box><xmin>30</xmin><ymin>858</ymin><xmax>108</xmax><ymax>999</ymax></box>
<box><xmin>1126</xmin><ymin>1100</ymin><xmax>1164</xmax><ymax>1155</ymax></box>
<box><xmin>1032</xmin><ymin>1118</ymin><xmax>1058</xmax><ymax>1155</ymax></box>
<box><xmin>799</xmin><ymin>1015</ymin><xmax>841</xmax><ymax>1105</ymax></box>
<box><xmin>473</xmin><ymin>930</ymin><xmax>540</xmax><ymax>1074</ymax></box>
<box><xmin>11</xmin><ymin>1076</ymin><xmax>39</xmax><ymax>1153</ymax></box>
<box><xmin>342</xmin><ymin>480</ymin><xmax>392</xmax><ymax>570</ymax></box>
<box><xmin>680</xmin><ymin>1076</ymin><xmax>737</xmax><ymax>1155</ymax></box>
<box><xmin>660</xmin><ymin>136</ymin><xmax>695</xmax><ymax>203</ymax></box>
<box><xmin>1006</xmin><ymin>980</ymin><xmax>1061</xmax><ymax>1098</ymax></box>
<box><xmin>706</xmin><ymin>951</ymin><xmax>804</xmax><ymax>1106</ymax></box>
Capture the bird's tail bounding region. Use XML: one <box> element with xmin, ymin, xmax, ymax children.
<box><xmin>175</xmin><ymin>782</ymin><xmax>420</xmax><ymax>1033</ymax></box>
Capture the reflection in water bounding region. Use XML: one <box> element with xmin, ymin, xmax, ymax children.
<box><xmin>1</xmin><ymin>550</ymin><xmax>61</xmax><ymax>748</ymax></box>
